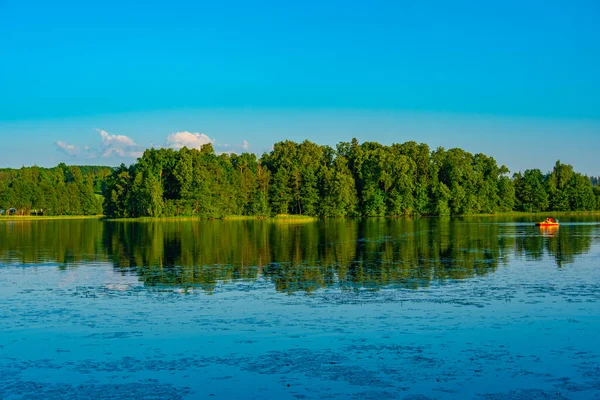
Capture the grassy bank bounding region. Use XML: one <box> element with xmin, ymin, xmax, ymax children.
<box><xmin>7</xmin><ymin>212</ymin><xmax>597</xmax><ymax>222</ymax></box>
<box><xmin>221</xmin><ymin>215</ymin><xmax>265</xmax><ymax>221</ymax></box>
<box><xmin>462</xmin><ymin>211</ymin><xmax>600</xmax><ymax>218</ymax></box>
<box><xmin>0</xmin><ymin>215</ymin><xmax>103</xmax><ymax>221</ymax></box>
<box><xmin>104</xmin><ymin>214</ymin><xmax>319</xmax><ymax>222</ymax></box>
<box><xmin>102</xmin><ymin>216</ymin><xmax>205</xmax><ymax>222</ymax></box>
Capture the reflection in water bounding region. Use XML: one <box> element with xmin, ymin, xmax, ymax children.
<box><xmin>0</xmin><ymin>220</ymin><xmax>106</xmax><ymax>265</ymax></box>
<box><xmin>0</xmin><ymin>218</ymin><xmax>596</xmax><ymax>293</ymax></box>
<box><xmin>101</xmin><ymin>219</ymin><xmax>513</xmax><ymax>293</ymax></box>
<box><xmin>514</xmin><ymin>223</ymin><xmax>593</xmax><ymax>267</ymax></box>
<box><xmin>539</xmin><ymin>225</ymin><xmax>559</xmax><ymax>238</ymax></box>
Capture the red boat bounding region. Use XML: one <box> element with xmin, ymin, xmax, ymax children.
<box><xmin>535</xmin><ymin>217</ymin><xmax>559</xmax><ymax>227</ymax></box>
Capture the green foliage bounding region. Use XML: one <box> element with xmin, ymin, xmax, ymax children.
<box><xmin>0</xmin><ymin>165</ymin><xmax>103</xmax><ymax>215</ymax></box>
<box><xmin>593</xmin><ymin>186</ymin><xmax>600</xmax><ymax>210</ymax></box>
<box><xmin>513</xmin><ymin>169</ymin><xmax>549</xmax><ymax>212</ymax></box>
<box><xmin>511</xmin><ymin>161</ymin><xmax>596</xmax><ymax>213</ymax></box>
<box><xmin>1</xmin><ymin>141</ymin><xmax>595</xmax><ymax>218</ymax></box>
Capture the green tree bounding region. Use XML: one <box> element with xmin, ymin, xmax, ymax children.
<box><xmin>514</xmin><ymin>169</ymin><xmax>549</xmax><ymax>212</ymax></box>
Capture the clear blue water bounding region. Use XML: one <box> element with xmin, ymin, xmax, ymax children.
<box><xmin>1</xmin><ymin>217</ymin><xmax>599</xmax><ymax>399</ymax></box>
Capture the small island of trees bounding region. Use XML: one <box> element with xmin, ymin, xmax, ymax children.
<box><xmin>1</xmin><ymin>139</ymin><xmax>599</xmax><ymax>218</ymax></box>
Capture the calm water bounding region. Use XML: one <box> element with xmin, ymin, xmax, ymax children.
<box><xmin>1</xmin><ymin>217</ymin><xmax>599</xmax><ymax>399</ymax></box>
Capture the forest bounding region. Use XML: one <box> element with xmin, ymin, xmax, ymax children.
<box><xmin>0</xmin><ymin>164</ymin><xmax>109</xmax><ymax>215</ymax></box>
<box><xmin>1</xmin><ymin>139</ymin><xmax>599</xmax><ymax>217</ymax></box>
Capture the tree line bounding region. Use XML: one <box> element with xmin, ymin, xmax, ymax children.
<box><xmin>1</xmin><ymin>139</ymin><xmax>598</xmax><ymax>216</ymax></box>
<box><xmin>0</xmin><ymin>164</ymin><xmax>109</xmax><ymax>215</ymax></box>
<box><xmin>102</xmin><ymin>139</ymin><xmax>599</xmax><ymax>218</ymax></box>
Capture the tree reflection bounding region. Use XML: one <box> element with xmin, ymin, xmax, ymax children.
<box><xmin>98</xmin><ymin>218</ymin><xmax>595</xmax><ymax>293</ymax></box>
<box><xmin>0</xmin><ymin>218</ymin><xmax>596</xmax><ymax>293</ymax></box>
<box><xmin>0</xmin><ymin>220</ymin><xmax>105</xmax><ymax>265</ymax></box>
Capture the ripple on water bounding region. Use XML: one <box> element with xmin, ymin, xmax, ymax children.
<box><xmin>0</xmin><ymin>380</ymin><xmax>191</xmax><ymax>400</ymax></box>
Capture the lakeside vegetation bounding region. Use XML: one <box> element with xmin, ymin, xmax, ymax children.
<box><xmin>102</xmin><ymin>139</ymin><xmax>600</xmax><ymax>218</ymax></box>
<box><xmin>0</xmin><ymin>215</ymin><xmax>102</xmax><ymax>221</ymax></box>
<box><xmin>101</xmin><ymin>214</ymin><xmax>317</xmax><ymax>223</ymax></box>
<box><xmin>2</xmin><ymin>210</ymin><xmax>600</xmax><ymax>222</ymax></box>
<box><xmin>1</xmin><ymin>139</ymin><xmax>599</xmax><ymax>218</ymax></box>
<box><xmin>0</xmin><ymin>164</ymin><xmax>110</xmax><ymax>216</ymax></box>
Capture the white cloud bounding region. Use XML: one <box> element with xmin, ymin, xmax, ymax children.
<box><xmin>55</xmin><ymin>141</ymin><xmax>78</xmax><ymax>156</ymax></box>
<box><xmin>97</xmin><ymin>129</ymin><xmax>136</xmax><ymax>147</ymax></box>
<box><xmin>95</xmin><ymin>128</ymin><xmax>143</xmax><ymax>158</ymax></box>
<box><xmin>165</xmin><ymin>131</ymin><xmax>214</xmax><ymax>150</ymax></box>
<box><xmin>56</xmin><ymin>129</ymin><xmax>245</xmax><ymax>161</ymax></box>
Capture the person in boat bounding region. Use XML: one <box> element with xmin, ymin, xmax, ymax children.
<box><xmin>536</xmin><ymin>217</ymin><xmax>558</xmax><ymax>226</ymax></box>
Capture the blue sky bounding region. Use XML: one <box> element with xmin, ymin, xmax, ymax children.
<box><xmin>1</xmin><ymin>0</ymin><xmax>599</xmax><ymax>175</ymax></box>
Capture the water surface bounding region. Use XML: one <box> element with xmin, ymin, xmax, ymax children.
<box><xmin>1</xmin><ymin>217</ymin><xmax>599</xmax><ymax>399</ymax></box>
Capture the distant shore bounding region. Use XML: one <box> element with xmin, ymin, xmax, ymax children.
<box><xmin>0</xmin><ymin>215</ymin><xmax>103</xmax><ymax>221</ymax></box>
<box><xmin>2</xmin><ymin>211</ymin><xmax>600</xmax><ymax>222</ymax></box>
<box><xmin>462</xmin><ymin>211</ymin><xmax>600</xmax><ymax>218</ymax></box>
<box><xmin>101</xmin><ymin>214</ymin><xmax>318</xmax><ymax>222</ymax></box>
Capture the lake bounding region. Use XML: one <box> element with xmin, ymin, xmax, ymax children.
<box><xmin>1</xmin><ymin>217</ymin><xmax>599</xmax><ymax>399</ymax></box>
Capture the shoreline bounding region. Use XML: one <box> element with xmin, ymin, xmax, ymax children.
<box><xmin>2</xmin><ymin>211</ymin><xmax>600</xmax><ymax>222</ymax></box>
<box><xmin>0</xmin><ymin>215</ymin><xmax>103</xmax><ymax>221</ymax></box>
